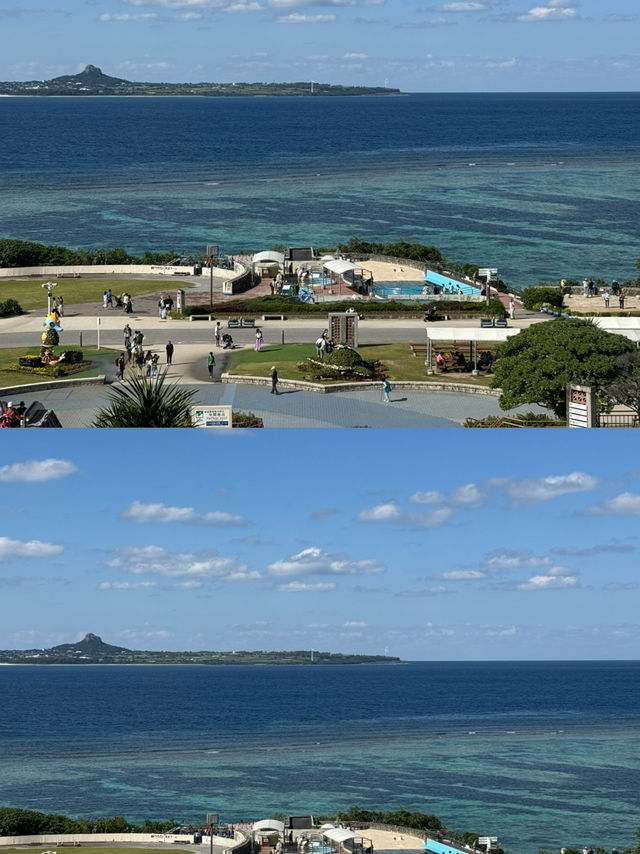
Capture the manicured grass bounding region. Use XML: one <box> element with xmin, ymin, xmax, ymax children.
<box><xmin>0</xmin><ymin>347</ymin><xmax>114</xmax><ymax>388</ymax></box>
<box><xmin>226</xmin><ymin>343</ymin><xmax>493</xmax><ymax>386</ymax></box>
<box><xmin>0</xmin><ymin>278</ymin><xmax>194</xmax><ymax>312</ymax></box>
<box><xmin>0</xmin><ymin>849</ymin><xmax>192</xmax><ymax>854</ymax></box>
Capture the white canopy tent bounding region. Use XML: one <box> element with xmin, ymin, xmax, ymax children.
<box><xmin>253</xmin><ymin>821</ymin><xmax>285</xmax><ymax>833</ymax></box>
<box><xmin>252</xmin><ymin>251</ymin><xmax>285</xmax><ymax>266</ymax></box>
<box><xmin>424</xmin><ymin>325</ymin><xmax>521</xmax><ymax>372</ymax></box>
<box><xmin>593</xmin><ymin>317</ymin><xmax>640</xmax><ymax>344</ymax></box>
<box><xmin>323</xmin><ymin>830</ymin><xmax>357</xmax><ymax>844</ymax></box>
<box><xmin>323</xmin><ymin>260</ymin><xmax>360</xmax><ymax>277</ymax></box>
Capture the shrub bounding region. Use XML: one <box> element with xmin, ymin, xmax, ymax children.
<box><xmin>0</xmin><ymin>298</ymin><xmax>24</xmax><ymax>317</ymax></box>
<box><xmin>325</xmin><ymin>347</ymin><xmax>365</xmax><ymax>368</ymax></box>
<box><xmin>18</xmin><ymin>355</ymin><xmax>43</xmax><ymax>368</ymax></box>
<box><xmin>522</xmin><ymin>286</ymin><xmax>564</xmax><ymax>311</ymax></box>
<box><xmin>232</xmin><ymin>411</ymin><xmax>264</xmax><ymax>428</ymax></box>
<box><xmin>63</xmin><ymin>350</ymin><xmax>84</xmax><ymax>364</ymax></box>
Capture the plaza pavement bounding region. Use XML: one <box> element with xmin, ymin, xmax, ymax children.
<box><xmin>0</xmin><ymin>279</ymin><xmax>547</xmax><ymax>427</ymax></box>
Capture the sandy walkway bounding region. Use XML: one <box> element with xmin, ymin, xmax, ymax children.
<box><xmin>364</xmin><ymin>261</ymin><xmax>426</xmax><ymax>283</ymax></box>
<box><xmin>360</xmin><ymin>829</ymin><xmax>425</xmax><ymax>850</ymax></box>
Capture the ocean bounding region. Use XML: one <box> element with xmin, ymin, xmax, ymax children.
<box><xmin>1</xmin><ymin>93</ymin><xmax>640</xmax><ymax>289</ymax></box>
<box><xmin>1</xmin><ymin>661</ymin><xmax>639</xmax><ymax>853</ymax></box>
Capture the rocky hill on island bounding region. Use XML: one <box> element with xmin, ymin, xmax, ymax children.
<box><xmin>0</xmin><ymin>633</ymin><xmax>402</xmax><ymax>665</ymax></box>
<box><xmin>0</xmin><ymin>65</ymin><xmax>401</xmax><ymax>97</ymax></box>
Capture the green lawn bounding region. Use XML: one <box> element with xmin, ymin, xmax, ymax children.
<box><xmin>226</xmin><ymin>343</ymin><xmax>493</xmax><ymax>386</ymax></box>
<box><xmin>0</xmin><ymin>347</ymin><xmax>114</xmax><ymax>388</ymax></box>
<box><xmin>0</xmin><ymin>849</ymin><xmax>191</xmax><ymax>854</ymax></box>
<box><xmin>0</xmin><ymin>278</ymin><xmax>194</xmax><ymax>312</ymax></box>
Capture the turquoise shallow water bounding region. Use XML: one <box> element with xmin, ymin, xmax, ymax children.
<box><xmin>1</xmin><ymin>93</ymin><xmax>640</xmax><ymax>288</ymax></box>
<box><xmin>1</xmin><ymin>662</ymin><xmax>639</xmax><ymax>853</ymax></box>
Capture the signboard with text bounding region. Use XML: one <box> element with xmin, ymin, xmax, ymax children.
<box><xmin>192</xmin><ymin>406</ymin><xmax>233</xmax><ymax>428</ymax></box>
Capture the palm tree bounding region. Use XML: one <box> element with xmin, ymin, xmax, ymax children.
<box><xmin>92</xmin><ymin>369</ymin><xmax>196</xmax><ymax>428</ymax></box>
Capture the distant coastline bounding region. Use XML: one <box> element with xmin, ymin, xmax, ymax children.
<box><xmin>0</xmin><ymin>64</ymin><xmax>402</xmax><ymax>98</ymax></box>
<box><xmin>0</xmin><ymin>633</ymin><xmax>402</xmax><ymax>666</ymax></box>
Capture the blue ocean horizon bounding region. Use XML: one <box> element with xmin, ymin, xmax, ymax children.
<box><xmin>1</xmin><ymin>661</ymin><xmax>639</xmax><ymax>854</ymax></box>
<box><xmin>1</xmin><ymin>92</ymin><xmax>639</xmax><ymax>288</ymax></box>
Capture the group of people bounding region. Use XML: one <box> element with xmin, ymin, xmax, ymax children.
<box><xmin>577</xmin><ymin>278</ymin><xmax>627</xmax><ymax>308</ymax></box>
<box><xmin>50</xmin><ymin>295</ymin><xmax>64</xmax><ymax>317</ymax></box>
<box><xmin>157</xmin><ymin>295</ymin><xmax>174</xmax><ymax>319</ymax></box>
<box><xmin>435</xmin><ymin>349</ymin><xmax>494</xmax><ymax>372</ymax></box>
<box><xmin>103</xmin><ymin>289</ymin><xmax>134</xmax><ymax>313</ymax></box>
<box><xmin>117</xmin><ymin>324</ymin><xmax>174</xmax><ymax>379</ymax></box>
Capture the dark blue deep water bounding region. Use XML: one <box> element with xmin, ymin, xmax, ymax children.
<box><xmin>1</xmin><ymin>93</ymin><xmax>640</xmax><ymax>287</ymax></box>
<box><xmin>1</xmin><ymin>662</ymin><xmax>639</xmax><ymax>852</ymax></box>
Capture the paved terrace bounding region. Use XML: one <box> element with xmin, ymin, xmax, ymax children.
<box><xmin>0</xmin><ymin>270</ymin><xmax>546</xmax><ymax>427</ymax></box>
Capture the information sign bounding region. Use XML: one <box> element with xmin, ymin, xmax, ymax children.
<box><xmin>192</xmin><ymin>406</ymin><xmax>233</xmax><ymax>428</ymax></box>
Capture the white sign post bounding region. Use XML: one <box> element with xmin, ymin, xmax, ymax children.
<box><xmin>192</xmin><ymin>406</ymin><xmax>233</xmax><ymax>428</ymax></box>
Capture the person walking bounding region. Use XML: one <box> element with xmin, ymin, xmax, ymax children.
<box><xmin>207</xmin><ymin>351</ymin><xmax>216</xmax><ymax>380</ymax></box>
<box><xmin>115</xmin><ymin>353</ymin><xmax>125</xmax><ymax>380</ymax></box>
<box><xmin>102</xmin><ymin>291</ymin><xmax>108</xmax><ymax>309</ymax></box>
<box><xmin>123</xmin><ymin>323</ymin><xmax>132</xmax><ymax>343</ymax></box>
<box><xmin>106</xmin><ymin>288</ymin><xmax>113</xmax><ymax>309</ymax></box>
<box><xmin>214</xmin><ymin>322</ymin><xmax>222</xmax><ymax>347</ymax></box>
<box><xmin>508</xmin><ymin>298</ymin><xmax>516</xmax><ymax>319</ymax></box>
<box><xmin>166</xmin><ymin>340</ymin><xmax>174</xmax><ymax>365</ymax></box>
<box><xmin>270</xmin><ymin>365</ymin><xmax>279</xmax><ymax>394</ymax></box>
<box><xmin>57</xmin><ymin>296</ymin><xmax>64</xmax><ymax>317</ymax></box>
<box><xmin>603</xmin><ymin>291</ymin><xmax>610</xmax><ymax>309</ymax></box>
<box><xmin>619</xmin><ymin>292</ymin><xmax>625</xmax><ymax>309</ymax></box>
<box><xmin>382</xmin><ymin>379</ymin><xmax>392</xmax><ymax>404</ymax></box>
<box><xmin>254</xmin><ymin>327</ymin><xmax>263</xmax><ymax>352</ymax></box>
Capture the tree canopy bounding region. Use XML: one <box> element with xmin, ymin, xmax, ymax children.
<box><xmin>491</xmin><ymin>318</ymin><xmax>635</xmax><ymax>418</ymax></box>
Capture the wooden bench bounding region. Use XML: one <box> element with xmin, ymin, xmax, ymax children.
<box><xmin>410</xmin><ymin>343</ymin><xmax>429</xmax><ymax>357</ymax></box>
<box><xmin>190</xmin><ymin>314</ymin><xmax>213</xmax><ymax>321</ymax></box>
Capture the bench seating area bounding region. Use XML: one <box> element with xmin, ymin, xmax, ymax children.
<box><xmin>432</xmin><ymin>341</ymin><xmax>495</xmax><ymax>373</ymax></box>
<box><xmin>410</xmin><ymin>343</ymin><xmax>429</xmax><ymax>357</ymax></box>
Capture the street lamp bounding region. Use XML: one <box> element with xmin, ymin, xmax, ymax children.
<box><xmin>42</xmin><ymin>281</ymin><xmax>57</xmax><ymax>314</ymax></box>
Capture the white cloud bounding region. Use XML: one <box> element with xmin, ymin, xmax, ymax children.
<box><xmin>518</xmin><ymin>0</ymin><xmax>578</xmax><ymax>22</ymax></box>
<box><xmin>277</xmin><ymin>13</ymin><xmax>336</xmax><ymax>21</ymax></box>
<box><xmin>410</xmin><ymin>507</ymin><xmax>454</xmax><ymax>528</ymax></box>
<box><xmin>450</xmin><ymin>482</ymin><xmax>485</xmax><ymax>506</ymax></box>
<box><xmin>441</xmin><ymin>569</ymin><xmax>487</xmax><ymax>580</ymax></box>
<box><xmin>277</xmin><ymin>581</ymin><xmax>337</xmax><ymax>592</ymax></box>
<box><xmin>108</xmin><ymin>545</ymin><xmax>254</xmax><ymax>581</ymax></box>
<box><xmin>486</xmin><ymin>625</ymin><xmax>517</xmax><ymax>636</ymax></box>
<box><xmin>358</xmin><ymin>501</ymin><xmax>401</xmax><ymax>522</ymax></box>
<box><xmin>0</xmin><ymin>458</ymin><xmax>77</xmax><ymax>482</ymax></box>
<box><xmin>484</xmin><ymin>550</ymin><xmax>552</xmax><ymax>570</ymax></box>
<box><xmin>508</xmin><ymin>472</ymin><xmax>597</xmax><ymax>502</ymax></box>
<box><xmin>588</xmin><ymin>492</ymin><xmax>640</xmax><ymax>516</ymax></box>
<box><xmin>100</xmin><ymin>12</ymin><xmax>158</xmax><ymax>20</ymax></box>
<box><xmin>343</xmin><ymin>620</ymin><xmax>367</xmax><ymax>628</ymax></box>
<box><xmin>99</xmin><ymin>581</ymin><xmax>158</xmax><ymax>590</ymax></box>
<box><xmin>268</xmin><ymin>546</ymin><xmax>384</xmax><ymax>577</ymax></box>
<box><xmin>123</xmin><ymin>500</ymin><xmax>244</xmax><ymax>525</ymax></box>
<box><xmin>344</xmin><ymin>52</ymin><xmax>367</xmax><ymax>59</ymax></box>
<box><xmin>410</xmin><ymin>490</ymin><xmax>443</xmax><ymax>504</ymax></box>
<box><xmin>0</xmin><ymin>537</ymin><xmax>63</xmax><ymax>561</ymax></box>
<box><xmin>437</xmin><ymin>1</ymin><xmax>486</xmax><ymax>9</ymax></box>
<box><xmin>269</xmin><ymin>0</ymin><xmax>384</xmax><ymax>6</ymax></box>
<box><xmin>518</xmin><ymin>566</ymin><xmax>578</xmax><ymax>590</ymax></box>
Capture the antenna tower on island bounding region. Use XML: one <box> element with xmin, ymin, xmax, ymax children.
<box><xmin>311</xmin><ymin>648</ymin><xmax>314</xmax><ymax>663</ymax></box>
<box><xmin>311</xmin><ymin>80</ymin><xmax>315</xmax><ymax>95</ymax></box>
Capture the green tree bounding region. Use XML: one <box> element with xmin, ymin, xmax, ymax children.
<box><xmin>605</xmin><ymin>351</ymin><xmax>640</xmax><ymax>421</ymax></box>
<box><xmin>491</xmin><ymin>318</ymin><xmax>635</xmax><ymax>418</ymax></box>
<box><xmin>93</xmin><ymin>369</ymin><xmax>196</xmax><ymax>428</ymax></box>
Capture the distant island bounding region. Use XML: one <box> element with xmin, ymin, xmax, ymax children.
<box><xmin>0</xmin><ymin>633</ymin><xmax>402</xmax><ymax>665</ymax></box>
<box><xmin>0</xmin><ymin>65</ymin><xmax>401</xmax><ymax>97</ymax></box>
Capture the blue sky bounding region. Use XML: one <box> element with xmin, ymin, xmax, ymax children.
<box><xmin>1</xmin><ymin>429</ymin><xmax>640</xmax><ymax>660</ymax></box>
<box><xmin>0</xmin><ymin>0</ymin><xmax>639</xmax><ymax>91</ymax></box>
